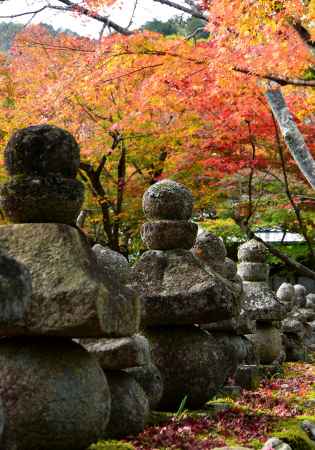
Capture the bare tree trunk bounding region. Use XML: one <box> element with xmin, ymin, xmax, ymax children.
<box><xmin>266</xmin><ymin>88</ymin><xmax>315</xmax><ymax>189</ymax></box>
<box><xmin>271</xmin><ymin>112</ymin><xmax>315</xmax><ymax>263</ymax></box>
<box><xmin>80</xmin><ymin>157</ymin><xmax>115</xmax><ymax>249</ymax></box>
<box><xmin>112</xmin><ymin>142</ymin><xmax>127</xmax><ymax>252</ymax></box>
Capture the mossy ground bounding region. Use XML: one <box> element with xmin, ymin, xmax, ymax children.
<box><xmin>88</xmin><ymin>440</ymin><xmax>136</xmax><ymax>450</ymax></box>
<box><xmin>89</xmin><ymin>355</ymin><xmax>315</xmax><ymax>450</ymax></box>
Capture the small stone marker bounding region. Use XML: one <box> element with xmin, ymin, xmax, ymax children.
<box><xmin>237</xmin><ymin>239</ymin><xmax>286</xmax><ymax>364</ymax></box>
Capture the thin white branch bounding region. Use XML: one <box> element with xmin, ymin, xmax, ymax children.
<box><xmin>127</xmin><ymin>0</ymin><xmax>139</xmax><ymax>29</ymax></box>
<box><xmin>98</xmin><ymin>22</ymin><xmax>106</xmax><ymax>41</ymax></box>
<box><xmin>0</xmin><ymin>5</ymin><xmax>48</xmax><ymax>19</ymax></box>
<box><xmin>186</xmin><ymin>26</ymin><xmax>206</xmax><ymax>39</ymax></box>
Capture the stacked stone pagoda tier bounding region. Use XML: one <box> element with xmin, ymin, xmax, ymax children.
<box><xmin>237</xmin><ymin>240</ymin><xmax>288</xmax><ymax>365</ymax></box>
<box><xmin>2</xmin><ymin>125</ymin><xmax>84</xmax><ymax>225</ymax></box>
<box><xmin>305</xmin><ymin>293</ymin><xmax>315</xmax><ymax>351</ymax></box>
<box><xmin>194</xmin><ymin>232</ymin><xmax>258</xmax><ymax>385</ymax></box>
<box><xmin>132</xmin><ymin>180</ymin><xmax>242</xmax><ymax>410</ymax></box>
<box><xmin>0</xmin><ymin>125</ymin><xmax>141</xmax><ymax>449</ymax></box>
<box><xmin>281</xmin><ymin>284</ymin><xmax>315</xmax><ymax>361</ymax></box>
<box><xmin>80</xmin><ymin>244</ymin><xmax>163</xmax><ymax>437</ymax></box>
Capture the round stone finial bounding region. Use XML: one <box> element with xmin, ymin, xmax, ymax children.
<box><xmin>238</xmin><ymin>239</ymin><xmax>267</xmax><ymax>263</ymax></box>
<box><xmin>192</xmin><ymin>231</ymin><xmax>227</xmax><ymax>265</ymax></box>
<box><xmin>276</xmin><ymin>283</ymin><xmax>295</xmax><ymax>303</ymax></box>
<box><xmin>1</xmin><ymin>125</ymin><xmax>84</xmax><ymax>225</ymax></box>
<box><xmin>142</xmin><ymin>179</ymin><xmax>194</xmax><ymax>220</ymax></box>
<box><xmin>4</xmin><ymin>125</ymin><xmax>80</xmax><ymax>178</ymax></box>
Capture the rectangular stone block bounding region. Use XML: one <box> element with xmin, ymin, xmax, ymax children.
<box><xmin>203</xmin><ymin>314</ymin><xmax>256</xmax><ymax>335</ymax></box>
<box><xmin>0</xmin><ymin>224</ymin><xmax>140</xmax><ymax>337</ymax></box>
<box><xmin>132</xmin><ymin>249</ymin><xmax>241</xmax><ymax>326</ymax></box>
<box><xmin>81</xmin><ymin>335</ymin><xmax>150</xmax><ymax>370</ymax></box>
<box><xmin>234</xmin><ymin>364</ymin><xmax>260</xmax><ymax>390</ymax></box>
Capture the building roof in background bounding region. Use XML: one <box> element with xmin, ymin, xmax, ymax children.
<box><xmin>254</xmin><ymin>228</ymin><xmax>305</xmax><ymax>243</ymax></box>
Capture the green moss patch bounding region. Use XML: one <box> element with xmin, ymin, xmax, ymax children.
<box><xmin>88</xmin><ymin>440</ymin><xmax>135</xmax><ymax>450</ymax></box>
<box><xmin>274</xmin><ymin>428</ymin><xmax>315</xmax><ymax>450</ymax></box>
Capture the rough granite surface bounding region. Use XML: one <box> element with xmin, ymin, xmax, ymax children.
<box><xmin>142</xmin><ymin>179</ymin><xmax>193</xmax><ymax>221</ymax></box>
<box><xmin>242</xmin><ymin>282</ymin><xmax>287</xmax><ymax>321</ymax></box>
<box><xmin>125</xmin><ymin>363</ymin><xmax>164</xmax><ymax>410</ymax></box>
<box><xmin>4</xmin><ymin>124</ymin><xmax>80</xmax><ymax>178</ymax></box>
<box><xmin>132</xmin><ymin>249</ymin><xmax>240</xmax><ymax>326</ymax></box>
<box><xmin>0</xmin><ymin>249</ymin><xmax>32</xmax><ymax>334</ymax></box>
<box><xmin>145</xmin><ymin>325</ymin><xmax>226</xmax><ymax>410</ymax></box>
<box><xmin>0</xmin><ymin>337</ymin><xmax>110</xmax><ymax>450</ymax></box>
<box><xmin>105</xmin><ymin>371</ymin><xmax>149</xmax><ymax>438</ymax></box>
<box><xmin>81</xmin><ymin>335</ymin><xmax>150</xmax><ymax>370</ymax></box>
<box><xmin>0</xmin><ymin>223</ymin><xmax>140</xmax><ymax>337</ymax></box>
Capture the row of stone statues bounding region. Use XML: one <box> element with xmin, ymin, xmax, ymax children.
<box><xmin>0</xmin><ymin>125</ymin><xmax>314</xmax><ymax>449</ymax></box>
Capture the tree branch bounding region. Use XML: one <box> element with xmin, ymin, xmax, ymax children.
<box><xmin>186</xmin><ymin>26</ymin><xmax>207</xmax><ymax>40</ymax></box>
<box><xmin>98</xmin><ymin>22</ymin><xmax>107</xmax><ymax>41</ymax></box>
<box><xmin>127</xmin><ymin>0</ymin><xmax>139</xmax><ymax>29</ymax></box>
<box><xmin>0</xmin><ymin>5</ymin><xmax>48</xmax><ymax>19</ymax></box>
<box><xmin>79</xmin><ymin>159</ymin><xmax>114</xmax><ymax>247</ymax></box>
<box><xmin>16</xmin><ymin>40</ymin><xmax>94</xmax><ymax>53</ymax></box>
<box><xmin>56</xmin><ymin>0</ymin><xmax>132</xmax><ymax>35</ymax></box>
<box><xmin>152</xmin><ymin>0</ymin><xmax>207</xmax><ymax>20</ymax></box>
<box><xmin>234</xmin><ymin>217</ymin><xmax>315</xmax><ymax>280</ymax></box>
<box><xmin>113</xmin><ymin>142</ymin><xmax>126</xmax><ymax>250</ymax></box>
<box><xmin>245</xmin><ymin>121</ymin><xmax>256</xmax><ymax>226</ymax></box>
<box><xmin>184</xmin><ymin>0</ymin><xmax>204</xmax><ymax>13</ymax></box>
<box><xmin>291</xmin><ymin>21</ymin><xmax>315</xmax><ymax>56</ymax></box>
<box><xmin>253</xmin><ymin>232</ymin><xmax>315</xmax><ymax>280</ymax></box>
<box><xmin>234</xmin><ymin>66</ymin><xmax>315</xmax><ymax>87</ymax></box>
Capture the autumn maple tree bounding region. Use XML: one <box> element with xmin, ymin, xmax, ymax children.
<box><xmin>0</xmin><ymin>24</ymin><xmax>207</xmax><ymax>255</ymax></box>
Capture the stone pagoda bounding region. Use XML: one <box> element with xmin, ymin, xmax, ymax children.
<box><xmin>0</xmin><ymin>125</ymin><xmax>140</xmax><ymax>449</ymax></box>
<box><xmin>281</xmin><ymin>284</ymin><xmax>315</xmax><ymax>361</ymax></box>
<box><xmin>193</xmin><ymin>231</ymin><xmax>258</xmax><ymax>384</ymax></box>
<box><xmin>237</xmin><ymin>239</ymin><xmax>287</xmax><ymax>365</ymax></box>
<box><xmin>81</xmin><ymin>244</ymin><xmax>163</xmax><ymax>437</ymax></box>
<box><xmin>132</xmin><ymin>179</ymin><xmax>241</xmax><ymax>410</ymax></box>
